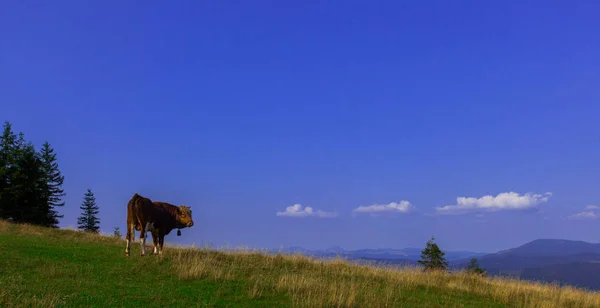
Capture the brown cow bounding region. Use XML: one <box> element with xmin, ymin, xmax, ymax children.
<box><xmin>125</xmin><ymin>193</ymin><xmax>194</xmax><ymax>256</ymax></box>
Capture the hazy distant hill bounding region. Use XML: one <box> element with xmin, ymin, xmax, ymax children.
<box><xmin>274</xmin><ymin>246</ymin><xmax>487</xmax><ymax>262</ymax></box>
<box><xmin>391</xmin><ymin>247</ymin><xmax>488</xmax><ymax>261</ymax></box>
<box><xmin>455</xmin><ymin>252</ymin><xmax>600</xmax><ymax>276</ymax></box>
<box><xmin>356</xmin><ymin>257</ymin><xmax>419</xmax><ymax>267</ymax></box>
<box><xmin>494</xmin><ymin>239</ymin><xmax>600</xmax><ymax>257</ymax></box>
<box><xmin>451</xmin><ymin>239</ymin><xmax>600</xmax><ymax>291</ymax></box>
<box><xmin>520</xmin><ymin>262</ymin><xmax>600</xmax><ymax>290</ymax></box>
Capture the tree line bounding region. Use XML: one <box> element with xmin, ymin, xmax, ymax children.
<box><xmin>0</xmin><ymin>121</ymin><xmax>100</xmax><ymax>233</ymax></box>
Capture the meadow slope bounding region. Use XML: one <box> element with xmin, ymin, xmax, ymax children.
<box><xmin>1</xmin><ymin>220</ymin><xmax>600</xmax><ymax>308</ymax></box>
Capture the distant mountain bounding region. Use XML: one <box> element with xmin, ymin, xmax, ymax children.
<box><xmin>272</xmin><ymin>246</ymin><xmax>486</xmax><ymax>262</ymax></box>
<box><xmin>356</xmin><ymin>257</ymin><xmax>419</xmax><ymax>268</ymax></box>
<box><xmin>323</xmin><ymin>245</ymin><xmax>345</xmax><ymax>254</ymax></box>
<box><xmin>450</xmin><ymin>239</ymin><xmax>600</xmax><ymax>291</ymax></box>
<box><xmin>494</xmin><ymin>239</ymin><xmax>600</xmax><ymax>257</ymax></box>
<box><xmin>284</xmin><ymin>246</ymin><xmax>312</xmax><ymax>254</ymax></box>
<box><xmin>402</xmin><ymin>248</ymin><xmax>488</xmax><ymax>261</ymax></box>
<box><xmin>455</xmin><ymin>239</ymin><xmax>600</xmax><ymax>274</ymax></box>
<box><xmin>454</xmin><ymin>252</ymin><xmax>600</xmax><ymax>276</ymax></box>
<box><xmin>520</xmin><ymin>262</ymin><xmax>600</xmax><ymax>290</ymax></box>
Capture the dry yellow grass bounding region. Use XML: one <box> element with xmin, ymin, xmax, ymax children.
<box><xmin>171</xmin><ymin>247</ymin><xmax>600</xmax><ymax>308</ymax></box>
<box><xmin>0</xmin><ymin>219</ymin><xmax>119</xmax><ymax>244</ymax></box>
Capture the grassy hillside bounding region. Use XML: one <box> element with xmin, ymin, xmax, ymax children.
<box><xmin>2</xmin><ymin>220</ymin><xmax>600</xmax><ymax>307</ymax></box>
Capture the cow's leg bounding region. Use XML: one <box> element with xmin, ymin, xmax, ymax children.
<box><xmin>139</xmin><ymin>223</ymin><xmax>147</xmax><ymax>256</ymax></box>
<box><xmin>151</xmin><ymin>231</ymin><xmax>159</xmax><ymax>255</ymax></box>
<box><xmin>158</xmin><ymin>232</ymin><xmax>165</xmax><ymax>255</ymax></box>
<box><xmin>125</xmin><ymin>223</ymin><xmax>134</xmax><ymax>256</ymax></box>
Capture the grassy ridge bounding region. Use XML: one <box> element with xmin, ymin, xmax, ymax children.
<box><xmin>2</xmin><ymin>220</ymin><xmax>600</xmax><ymax>307</ymax></box>
<box><xmin>0</xmin><ymin>221</ymin><xmax>287</xmax><ymax>307</ymax></box>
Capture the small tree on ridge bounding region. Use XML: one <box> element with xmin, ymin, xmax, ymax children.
<box><xmin>39</xmin><ymin>141</ymin><xmax>66</xmax><ymax>228</ymax></box>
<box><xmin>466</xmin><ymin>257</ymin><xmax>487</xmax><ymax>276</ymax></box>
<box><xmin>113</xmin><ymin>227</ymin><xmax>121</xmax><ymax>239</ymax></box>
<box><xmin>77</xmin><ymin>188</ymin><xmax>100</xmax><ymax>233</ymax></box>
<box><xmin>418</xmin><ymin>236</ymin><xmax>448</xmax><ymax>272</ymax></box>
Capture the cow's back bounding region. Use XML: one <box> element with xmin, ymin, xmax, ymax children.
<box><xmin>153</xmin><ymin>201</ymin><xmax>178</xmax><ymax>216</ymax></box>
<box><xmin>127</xmin><ymin>193</ymin><xmax>156</xmax><ymax>229</ymax></box>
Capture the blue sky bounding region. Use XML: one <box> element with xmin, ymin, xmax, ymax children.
<box><xmin>1</xmin><ymin>1</ymin><xmax>599</xmax><ymax>253</ymax></box>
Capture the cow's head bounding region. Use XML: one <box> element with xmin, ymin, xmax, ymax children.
<box><xmin>176</xmin><ymin>205</ymin><xmax>194</xmax><ymax>228</ymax></box>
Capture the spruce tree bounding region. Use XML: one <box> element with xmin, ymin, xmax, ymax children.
<box><xmin>466</xmin><ymin>257</ymin><xmax>487</xmax><ymax>276</ymax></box>
<box><xmin>39</xmin><ymin>141</ymin><xmax>65</xmax><ymax>227</ymax></box>
<box><xmin>0</xmin><ymin>144</ymin><xmax>4</xmax><ymax>218</ymax></box>
<box><xmin>12</xmin><ymin>142</ymin><xmax>49</xmax><ymax>224</ymax></box>
<box><xmin>418</xmin><ymin>236</ymin><xmax>449</xmax><ymax>272</ymax></box>
<box><xmin>0</xmin><ymin>121</ymin><xmax>65</xmax><ymax>226</ymax></box>
<box><xmin>113</xmin><ymin>227</ymin><xmax>121</xmax><ymax>239</ymax></box>
<box><xmin>0</xmin><ymin>121</ymin><xmax>18</xmax><ymax>219</ymax></box>
<box><xmin>77</xmin><ymin>188</ymin><xmax>100</xmax><ymax>233</ymax></box>
<box><xmin>1</xmin><ymin>125</ymin><xmax>49</xmax><ymax>224</ymax></box>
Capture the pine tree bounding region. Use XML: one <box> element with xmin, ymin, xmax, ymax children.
<box><xmin>418</xmin><ymin>236</ymin><xmax>449</xmax><ymax>272</ymax></box>
<box><xmin>466</xmin><ymin>257</ymin><xmax>487</xmax><ymax>276</ymax></box>
<box><xmin>11</xmin><ymin>142</ymin><xmax>49</xmax><ymax>224</ymax></box>
<box><xmin>39</xmin><ymin>141</ymin><xmax>65</xmax><ymax>227</ymax></box>
<box><xmin>77</xmin><ymin>188</ymin><xmax>100</xmax><ymax>233</ymax></box>
<box><xmin>1</xmin><ymin>124</ymin><xmax>49</xmax><ymax>224</ymax></box>
<box><xmin>113</xmin><ymin>227</ymin><xmax>121</xmax><ymax>238</ymax></box>
<box><xmin>0</xmin><ymin>121</ymin><xmax>18</xmax><ymax>219</ymax></box>
<box><xmin>0</xmin><ymin>121</ymin><xmax>65</xmax><ymax>226</ymax></box>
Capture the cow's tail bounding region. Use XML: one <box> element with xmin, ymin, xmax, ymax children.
<box><xmin>125</xmin><ymin>193</ymin><xmax>140</xmax><ymax>256</ymax></box>
<box><xmin>126</xmin><ymin>194</ymin><xmax>140</xmax><ymax>242</ymax></box>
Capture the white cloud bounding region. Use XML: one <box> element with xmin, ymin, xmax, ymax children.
<box><xmin>353</xmin><ymin>201</ymin><xmax>414</xmax><ymax>215</ymax></box>
<box><xmin>276</xmin><ymin>204</ymin><xmax>337</xmax><ymax>218</ymax></box>
<box><xmin>568</xmin><ymin>211</ymin><xmax>600</xmax><ymax>220</ymax></box>
<box><xmin>435</xmin><ymin>192</ymin><xmax>552</xmax><ymax>215</ymax></box>
<box><xmin>568</xmin><ymin>205</ymin><xmax>600</xmax><ymax>220</ymax></box>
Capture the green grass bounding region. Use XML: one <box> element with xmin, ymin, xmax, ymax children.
<box><xmin>2</xmin><ymin>220</ymin><xmax>600</xmax><ymax>307</ymax></box>
<box><xmin>0</xmin><ymin>222</ymin><xmax>287</xmax><ymax>307</ymax></box>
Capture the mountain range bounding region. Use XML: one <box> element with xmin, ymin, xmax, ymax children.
<box><xmin>451</xmin><ymin>239</ymin><xmax>600</xmax><ymax>290</ymax></box>
<box><xmin>274</xmin><ymin>245</ymin><xmax>487</xmax><ymax>262</ymax></box>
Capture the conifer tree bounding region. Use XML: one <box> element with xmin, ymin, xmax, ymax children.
<box><xmin>466</xmin><ymin>257</ymin><xmax>487</xmax><ymax>276</ymax></box>
<box><xmin>1</xmin><ymin>125</ymin><xmax>48</xmax><ymax>224</ymax></box>
<box><xmin>77</xmin><ymin>188</ymin><xmax>100</xmax><ymax>233</ymax></box>
<box><xmin>39</xmin><ymin>141</ymin><xmax>65</xmax><ymax>227</ymax></box>
<box><xmin>113</xmin><ymin>227</ymin><xmax>121</xmax><ymax>238</ymax></box>
<box><xmin>0</xmin><ymin>147</ymin><xmax>4</xmax><ymax>219</ymax></box>
<box><xmin>0</xmin><ymin>121</ymin><xmax>18</xmax><ymax>219</ymax></box>
<box><xmin>0</xmin><ymin>121</ymin><xmax>65</xmax><ymax>226</ymax></box>
<box><xmin>418</xmin><ymin>236</ymin><xmax>449</xmax><ymax>272</ymax></box>
<box><xmin>12</xmin><ymin>142</ymin><xmax>49</xmax><ymax>224</ymax></box>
